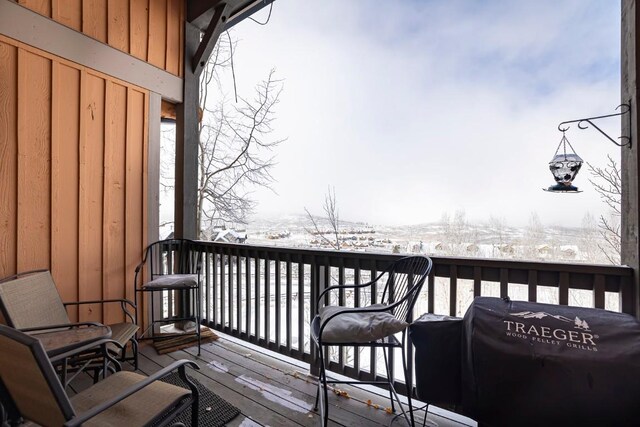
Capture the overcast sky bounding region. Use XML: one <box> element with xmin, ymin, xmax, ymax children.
<box><xmin>226</xmin><ymin>0</ymin><xmax>621</xmax><ymax>227</ymax></box>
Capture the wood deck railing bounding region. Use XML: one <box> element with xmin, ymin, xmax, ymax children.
<box><xmin>187</xmin><ymin>241</ymin><xmax>634</xmax><ymax>395</ymax></box>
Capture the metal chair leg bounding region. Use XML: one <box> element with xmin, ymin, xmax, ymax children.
<box><xmin>383</xmin><ymin>348</ymin><xmax>395</xmax><ymax>413</ymax></box>
<box><xmin>402</xmin><ymin>344</ymin><xmax>415</xmax><ymax>427</ymax></box>
<box><xmin>315</xmin><ymin>343</ymin><xmax>330</xmax><ymax>427</ymax></box>
<box><xmin>196</xmin><ymin>286</ymin><xmax>201</xmax><ymax>356</ymax></box>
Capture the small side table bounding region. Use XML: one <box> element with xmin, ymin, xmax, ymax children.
<box><xmin>30</xmin><ymin>325</ymin><xmax>119</xmax><ymax>388</ymax></box>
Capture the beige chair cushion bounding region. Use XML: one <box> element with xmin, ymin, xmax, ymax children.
<box><xmin>71</xmin><ymin>371</ymin><xmax>191</xmax><ymax>426</ymax></box>
<box><xmin>318</xmin><ymin>304</ymin><xmax>408</xmax><ymax>344</ymax></box>
<box><xmin>142</xmin><ymin>274</ymin><xmax>198</xmax><ymax>289</ymax></box>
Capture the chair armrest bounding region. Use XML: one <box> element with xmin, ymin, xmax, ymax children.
<box><xmin>48</xmin><ymin>338</ymin><xmax>121</xmax><ymax>364</ymax></box>
<box><xmin>64</xmin><ymin>299</ymin><xmax>137</xmax><ymax>325</ymax></box>
<box><xmin>20</xmin><ymin>322</ymin><xmax>102</xmax><ymax>333</ymax></box>
<box><xmin>316</xmin><ymin>274</ymin><xmax>384</xmax><ymax>313</ymax></box>
<box><xmin>64</xmin><ymin>299</ymin><xmax>136</xmax><ymax>309</ymax></box>
<box><xmin>65</xmin><ymin>360</ymin><xmax>200</xmax><ymax>427</ymax></box>
<box><xmin>317</xmin><ymin>282</ymin><xmax>372</xmax><ymax>304</ymax></box>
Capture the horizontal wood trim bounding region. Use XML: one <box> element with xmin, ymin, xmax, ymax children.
<box><xmin>0</xmin><ymin>0</ymin><xmax>183</xmax><ymax>102</ymax></box>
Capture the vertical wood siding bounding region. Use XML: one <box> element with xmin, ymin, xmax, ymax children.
<box><xmin>0</xmin><ymin>43</ymin><xmax>18</xmax><ymax>282</ymax></box>
<box><xmin>18</xmin><ymin>0</ymin><xmax>184</xmax><ymax>77</ymax></box>
<box><xmin>0</xmin><ymin>35</ymin><xmax>149</xmax><ymax>325</ymax></box>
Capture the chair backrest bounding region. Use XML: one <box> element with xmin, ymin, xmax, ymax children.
<box><xmin>0</xmin><ymin>271</ymin><xmax>70</xmax><ymax>329</ymax></box>
<box><xmin>0</xmin><ymin>324</ymin><xmax>75</xmax><ymax>426</ymax></box>
<box><xmin>143</xmin><ymin>239</ymin><xmax>202</xmax><ymax>278</ymax></box>
<box><xmin>378</xmin><ymin>256</ymin><xmax>432</xmax><ymax>323</ymax></box>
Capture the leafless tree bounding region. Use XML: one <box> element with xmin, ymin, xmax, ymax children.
<box><xmin>197</xmin><ymin>66</ymin><xmax>284</xmax><ymax>237</ymax></box>
<box><xmin>519</xmin><ymin>212</ymin><xmax>544</xmax><ymax>260</ymax></box>
<box><xmin>160</xmin><ymin>34</ymin><xmax>284</xmax><ymax>239</ymax></box>
<box><xmin>588</xmin><ymin>155</ymin><xmax>621</xmax><ymax>264</ymax></box>
<box><xmin>305</xmin><ymin>186</ymin><xmax>341</xmax><ymax>250</ymax></box>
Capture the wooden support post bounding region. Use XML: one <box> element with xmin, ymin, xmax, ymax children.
<box><xmin>175</xmin><ymin>21</ymin><xmax>200</xmax><ymax>239</ymax></box>
<box><xmin>621</xmin><ymin>0</ymin><xmax>640</xmax><ymax>318</ymax></box>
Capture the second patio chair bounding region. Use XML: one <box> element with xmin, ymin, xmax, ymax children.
<box><xmin>0</xmin><ymin>270</ymin><xmax>139</xmax><ymax>371</ymax></box>
<box><xmin>311</xmin><ymin>255</ymin><xmax>432</xmax><ymax>427</ymax></box>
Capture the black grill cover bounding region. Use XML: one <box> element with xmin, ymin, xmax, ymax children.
<box><xmin>409</xmin><ymin>313</ymin><xmax>462</xmax><ymax>405</ymax></box>
<box><xmin>461</xmin><ymin>297</ymin><xmax>640</xmax><ymax>426</ymax></box>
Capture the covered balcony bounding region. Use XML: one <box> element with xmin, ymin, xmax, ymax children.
<box><xmin>1</xmin><ymin>0</ymin><xmax>640</xmax><ymax>426</ymax></box>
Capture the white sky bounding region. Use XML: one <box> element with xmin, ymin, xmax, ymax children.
<box><xmin>226</xmin><ymin>0</ymin><xmax>621</xmax><ymax>227</ymax></box>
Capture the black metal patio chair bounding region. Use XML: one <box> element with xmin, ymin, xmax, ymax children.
<box><xmin>134</xmin><ymin>239</ymin><xmax>203</xmax><ymax>355</ymax></box>
<box><xmin>311</xmin><ymin>255</ymin><xmax>432</xmax><ymax>427</ymax></box>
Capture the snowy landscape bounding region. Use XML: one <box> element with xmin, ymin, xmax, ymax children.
<box><xmin>220</xmin><ymin>213</ymin><xmax>619</xmax><ymax>266</ymax></box>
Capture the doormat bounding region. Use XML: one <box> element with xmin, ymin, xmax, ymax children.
<box><xmin>153</xmin><ymin>327</ymin><xmax>219</xmax><ymax>354</ymax></box>
<box><xmin>160</xmin><ymin>372</ymin><xmax>240</xmax><ymax>427</ymax></box>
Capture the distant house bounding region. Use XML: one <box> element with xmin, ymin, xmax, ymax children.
<box><xmin>560</xmin><ymin>245</ymin><xmax>578</xmax><ymax>258</ymax></box>
<box><xmin>213</xmin><ymin>229</ymin><xmax>247</xmax><ymax>243</ymax></box>
<box><xmin>466</xmin><ymin>243</ymin><xmax>479</xmax><ymax>253</ymax></box>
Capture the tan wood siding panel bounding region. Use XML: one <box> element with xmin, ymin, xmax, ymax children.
<box><xmin>0</xmin><ymin>36</ymin><xmax>149</xmax><ymax>326</ymax></box>
<box><xmin>82</xmin><ymin>0</ymin><xmax>108</xmax><ymax>44</ymax></box>
<box><xmin>16</xmin><ymin>50</ymin><xmax>51</xmax><ymax>273</ymax></box>
<box><xmin>51</xmin><ymin>62</ymin><xmax>80</xmax><ymax>321</ymax></box>
<box><xmin>165</xmin><ymin>0</ymin><xmax>181</xmax><ymax>76</ymax></box>
<box><xmin>126</xmin><ymin>88</ymin><xmax>146</xmax><ymax>304</ymax></box>
<box><xmin>0</xmin><ymin>42</ymin><xmax>18</xmax><ymax>279</ymax></box>
<box><xmin>129</xmin><ymin>0</ymin><xmax>149</xmax><ymax>61</ymax></box>
<box><xmin>148</xmin><ymin>0</ymin><xmax>167</xmax><ymax>69</ymax></box>
<box><xmin>141</xmin><ymin>92</ymin><xmax>151</xmax><ymax>328</ymax></box>
<box><xmin>107</xmin><ymin>0</ymin><xmax>130</xmax><ymax>53</ymax></box>
<box><xmin>103</xmin><ymin>81</ymin><xmax>128</xmax><ymax>324</ymax></box>
<box><xmin>52</xmin><ymin>0</ymin><xmax>82</xmax><ymax>32</ymax></box>
<box><xmin>19</xmin><ymin>0</ymin><xmax>51</xmax><ymax>17</ymax></box>
<box><xmin>179</xmin><ymin>1</ymin><xmax>184</xmax><ymax>78</ymax></box>
<box><xmin>17</xmin><ymin>0</ymin><xmax>183</xmax><ymax>77</ymax></box>
<box><xmin>79</xmin><ymin>71</ymin><xmax>105</xmax><ymax>322</ymax></box>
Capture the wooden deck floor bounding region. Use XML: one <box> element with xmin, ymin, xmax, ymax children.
<box><xmin>69</xmin><ymin>332</ymin><xmax>476</xmax><ymax>427</ymax></box>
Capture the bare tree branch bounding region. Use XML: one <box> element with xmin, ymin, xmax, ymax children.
<box><xmin>305</xmin><ymin>186</ymin><xmax>341</xmax><ymax>250</ymax></box>
<box><xmin>161</xmin><ymin>33</ymin><xmax>284</xmax><ymax>238</ymax></box>
<box><xmin>587</xmin><ymin>155</ymin><xmax>621</xmax><ymax>264</ymax></box>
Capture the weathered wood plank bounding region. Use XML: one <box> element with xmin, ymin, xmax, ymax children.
<box><xmin>53</xmin><ymin>0</ymin><xmax>82</xmax><ymax>31</ymax></box>
<box><xmin>178</xmin><ymin>0</ymin><xmax>184</xmax><ymax>78</ymax></box>
<box><xmin>78</xmin><ymin>71</ymin><xmax>105</xmax><ymax>322</ymax></box>
<box><xmin>0</xmin><ymin>42</ymin><xmax>18</xmax><ymax>279</ymax></box>
<box><xmin>147</xmin><ymin>0</ymin><xmax>167</xmax><ymax>69</ymax></box>
<box><xmin>107</xmin><ymin>0</ymin><xmax>130</xmax><ymax>53</ymax></box>
<box><xmin>138</xmin><ymin>345</ymin><xmax>305</xmax><ymax>427</ymax></box>
<box><xmin>67</xmin><ymin>340</ymin><xmax>467</xmax><ymax>427</ymax></box>
<box><xmin>19</xmin><ymin>0</ymin><xmax>51</xmax><ymax>17</ymax></box>
<box><xmin>165</xmin><ymin>0</ymin><xmax>181</xmax><ymax>76</ymax></box>
<box><xmin>103</xmin><ymin>81</ymin><xmax>127</xmax><ymax>324</ymax></box>
<box><xmin>17</xmin><ymin>49</ymin><xmax>51</xmax><ymax>272</ymax></box>
<box><xmin>199</xmin><ymin>339</ymin><xmax>393</xmax><ymax>426</ymax></box>
<box><xmin>82</xmin><ymin>0</ymin><xmax>108</xmax><ymax>43</ymax></box>
<box><xmin>51</xmin><ymin>61</ymin><xmax>80</xmax><ymax>322</ymax></box>
<box><xmin>141</xmin><ymin>91</ymin><xmax>150</xmax><ymax>328</ymax></box>
<box><xmin>129</xmin><ymin>0</ymin><xmax>149</xmax><ymax>61</ymax></box>
<box><xmin>125</xmin><ymin>88</ymin><xmax>145</xmax><ymax>304</ymax></box>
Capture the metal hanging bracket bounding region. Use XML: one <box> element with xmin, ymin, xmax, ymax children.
<box><xmin>557</xmin><ymin>103</ymin><xmax>632</xmax><ymax>148</ymax></box>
